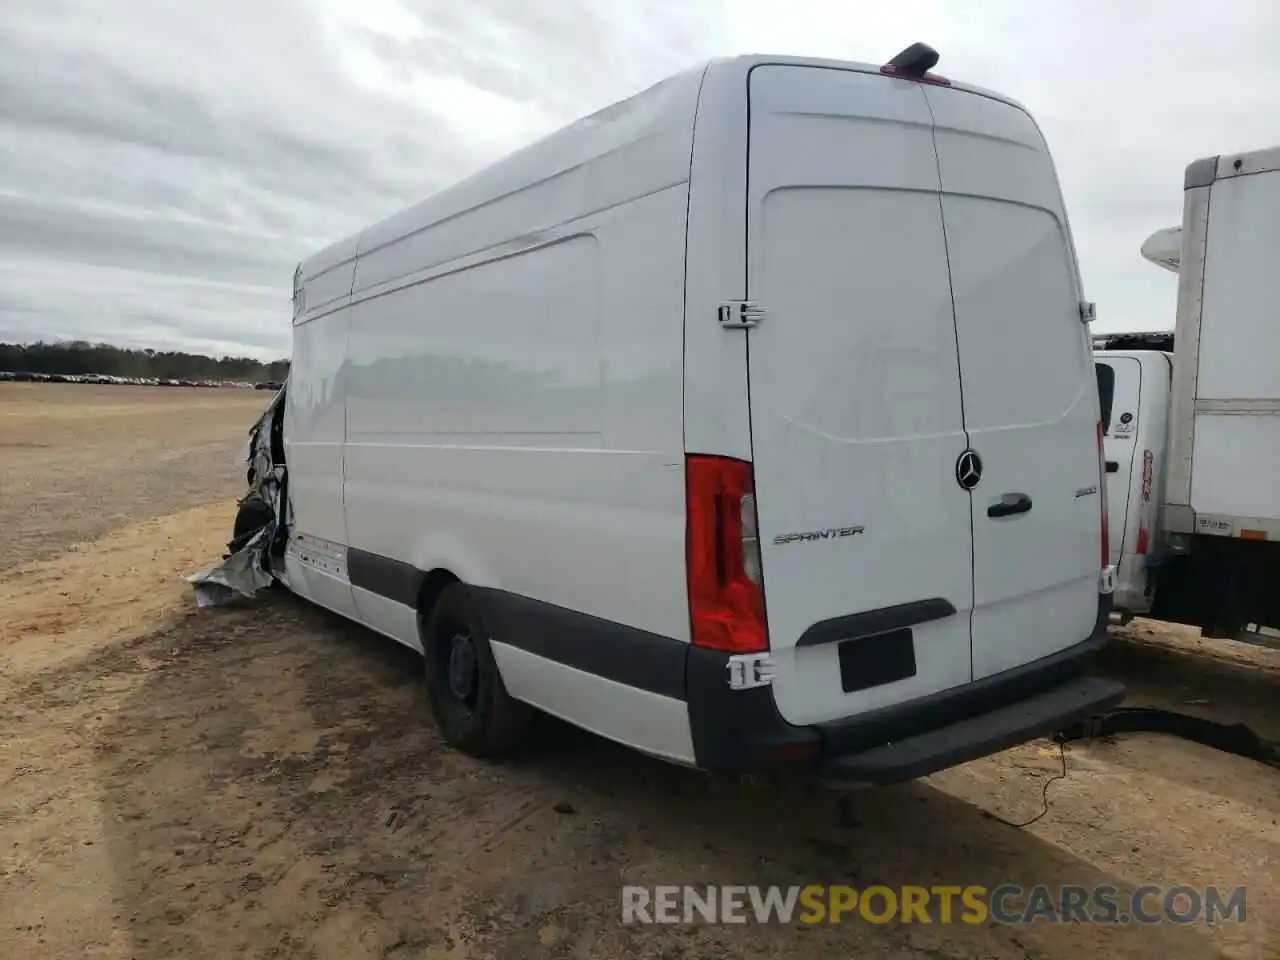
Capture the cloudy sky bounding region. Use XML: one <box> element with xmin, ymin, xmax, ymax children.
<box><xmin>1</xmin><ymin>1</ymin><xmax>1277</xmax><ymax>360</ymax></box>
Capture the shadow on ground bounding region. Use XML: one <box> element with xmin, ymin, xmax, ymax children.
<box><xmin>1099</xmin><ymin>633</ymin><xmax>1280</xmax><ymax>740</ymax></box>
<box><xmin>34</xmin><ymin>593</ymin><xmax>1231</xmax><ymax>960</ymax></box>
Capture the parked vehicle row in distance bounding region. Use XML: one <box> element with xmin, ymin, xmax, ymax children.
<box><xmin>0</xmin><ymin>371</ymin><xmax>272</xmax><ymax>389</ymax></box>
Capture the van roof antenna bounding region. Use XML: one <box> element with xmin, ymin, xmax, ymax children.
<box><xmin>880</xmin><ymin>43</ymin><xmax>950</xmax><ymax>85</ymax></box>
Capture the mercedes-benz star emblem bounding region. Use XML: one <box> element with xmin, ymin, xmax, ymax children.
<box><xmin>955</xmin><ymin>450</ymin><xmax>983</xmax><ymax>491</ymax></box>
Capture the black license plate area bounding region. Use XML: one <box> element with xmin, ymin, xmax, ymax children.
<box><xmin>838</xmin><ymin>627</ymin><xmax>918</xmax><ymax>694</ymax></box>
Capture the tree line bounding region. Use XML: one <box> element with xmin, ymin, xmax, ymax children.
<box><xmin>0</xmin><ymin>340</ymin><xmax>290</xmax><ymax>382</ymax></box>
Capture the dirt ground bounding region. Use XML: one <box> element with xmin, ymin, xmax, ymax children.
<box><xmin>0</xmin><ymin>383</ymin><xmax>267</xmax><ymax>571</ymax></box>
<box><xmin>1</xmin><ymin>382</ymin><xmax>1277</xmax><ymax>960</ymax></box>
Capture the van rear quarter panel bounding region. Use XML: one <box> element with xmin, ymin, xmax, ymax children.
<box><xmin>682</xmin><ymin>59</ymin><xmax>753</xmax><ymax>462</ymax></box>
<box><xmin>339</xmin><ymin>100</ymin><xmax>697</xmax><ymax>642</ymax></box>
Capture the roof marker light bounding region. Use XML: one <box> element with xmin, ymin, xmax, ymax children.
<box><xmin>880</xmin><ymin>42</ymin><xmax>952</xmax><ymax>86</ymax></box>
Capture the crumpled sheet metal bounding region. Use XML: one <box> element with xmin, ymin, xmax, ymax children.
<box><xmin>187</xmin><ymin>525</ymin><xmax>274</xmax><ymax>608</ymax></box>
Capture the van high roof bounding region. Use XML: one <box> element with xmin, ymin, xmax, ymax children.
<box><xmin>300</xmin><ymin>51</ymin><xmax>1028</xmax><ymax>284</ymax></box>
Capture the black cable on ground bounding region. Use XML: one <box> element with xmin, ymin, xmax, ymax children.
<box><xmin>985</xmin><ymin>740</ymin><xmax>1068</xmax><ymax>830</ymax></box>
<box><xmin>986</xmin><ymin>707</ymin><xmax>1278</xmax><ymax>832</ymax></box>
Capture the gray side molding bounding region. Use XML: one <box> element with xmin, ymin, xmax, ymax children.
<box><xmin>1184</xmin><ymin>155</ymin><xmax>1220</xmax><ymax>189</ymax></box>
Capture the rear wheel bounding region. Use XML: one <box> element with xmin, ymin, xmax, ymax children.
<box><xmin>422</xmin><ymin>584</ymin><xmax>531</xmax><ymax>757</ymax></box>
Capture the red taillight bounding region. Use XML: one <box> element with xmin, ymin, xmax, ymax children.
<box><xmin>1097</xmin><ymin>422</ymin><xmax>1109</xmax><ymax>569</ymax></box>
<box><xmin>685</xmin><ymin>455</ymin><xmax>768</xmax><ymax>654</ymax></box>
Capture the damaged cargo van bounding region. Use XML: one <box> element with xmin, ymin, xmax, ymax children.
<box><xmin>236</xmin><ymin>45</ymin><xmax>1123</xmax><ymax>785</ymax></box>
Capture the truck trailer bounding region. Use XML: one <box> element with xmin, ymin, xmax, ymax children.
<box><xmin>1095</xmin><ymin>145</ymin><xmax>1280</xmax><ymax>637</ymax></box>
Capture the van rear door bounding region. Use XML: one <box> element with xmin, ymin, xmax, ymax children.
<box><xmin>744</xmin><ymin>65</ymin><xmax>974</xmax><ymax>727</ymax></box>
<box><xmin>1096</xmin><ymin>355</ymin><xmax>1142</xmax><ymax>565</ymax></box>
<box><xmin>922</xmin><ymin>85</ymin><xmax>1101</xmax><ymax>680</ymax></box>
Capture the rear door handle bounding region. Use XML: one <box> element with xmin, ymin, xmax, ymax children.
<box><xmin>987</xmin><ymin>493</ymin><xmax>1033</xmax><ymax>518</ymax></box>
<box><xmin>1105</xmin><ymin>460</ymin><xmax>1120</xmax><ymax>473</ymax></box>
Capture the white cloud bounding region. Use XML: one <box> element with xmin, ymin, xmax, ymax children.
<box><xmin>1</xmin><ymin>0</ymin><xmax>1277</xmax><ymax>356</ymax></box>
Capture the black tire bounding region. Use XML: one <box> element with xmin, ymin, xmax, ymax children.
<box><xmin>422</xmin><ymin>583</ymin><xmax>531</xmax><ymax>757</ymax></box>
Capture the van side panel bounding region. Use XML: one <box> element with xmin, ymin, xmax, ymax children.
<box><xmin>284</xmin><ymin>303</ymin><xmax>358</xmax><ymax>620</ymax></box>
<box><xmin>342</xmin><ymin>200</ymin><xmax>691</xmax><ymax>635</ymax></box>
<box><xmin>338</xmin><ymin>102</ymin><xmax>696</xmax><ymax>757</ymax></box>
<box><xmin>346</xmin><ymin>236</ymin><xmax>604</xmax><ymax>441</ymax></box>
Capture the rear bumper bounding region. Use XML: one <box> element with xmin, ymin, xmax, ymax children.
<box><xmin>817</xmin><ymin>673</ymin><xmax>1124</xmax><ymax>786</ymax></box>
<box><xmin>686</xmin><ymin>597</ymin><xmax>1124</xmax><ymax>784</ymax></box>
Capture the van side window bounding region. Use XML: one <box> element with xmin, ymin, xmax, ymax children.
<box><xmin>1095</xmin><ymin>362</ymin><xmax>1115</xmax><ymax>434</ymax></box>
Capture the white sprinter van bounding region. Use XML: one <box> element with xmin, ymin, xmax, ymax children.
<box><xmin>239</xmin><ymin>45</ymin><xmax>1124</xmax><ymax>786</ymax></box>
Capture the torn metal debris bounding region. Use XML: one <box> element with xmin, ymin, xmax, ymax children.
<box><xmin>188</xmin><ymin>380</ymin><xmax>288</xmax><ymax>608</ymax></box>
<box><xmin>187</xmin><ymin>524</ymin><xmax>275</xmax><ymax>608</ymax></box>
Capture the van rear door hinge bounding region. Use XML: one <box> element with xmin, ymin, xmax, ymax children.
<box><xmin>726</xmin><ymin>653</ymin><xmax>775</xmax><ymax>690</ymax></box>
<box><xmin>718</xmin><ymin>300</ymin><xmax>764</xmax><ymax>329</ymax></box>
<box><xmin>1079</xmin><ymin>301</ymin><xmax>1097</xmax><ymax>324</ymax></box>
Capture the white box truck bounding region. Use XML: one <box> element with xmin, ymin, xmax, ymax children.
<box><xmin>1094</xmin><ymin>144</ymin><xmax>1280</xmax><ymax>638</ymax></box>
<box><xmin>233</xmin><ymin>44</ymin><xmax>1122</xmax><ymax>785</ymax></box>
